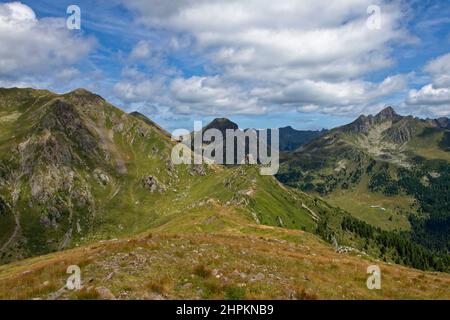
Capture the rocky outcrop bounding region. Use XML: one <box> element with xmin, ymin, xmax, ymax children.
<box><xmin>374</xmin><ymin>106</ymin><xmax>402</xmax><ymax>122</ymax></box>
<box><xmin>189</xmin><ymin>165</ymin><xmax>206</xmax><ymax>176</ymax></box>
<box><xmin>384</xmin><ymin>119</ymin><xmax>416</xmax><ymax>144</ymax></box>
<box><xmin>343</xmin><ymin>107</ymin><xmax>403</xmax><ymax>134</ymax></box>
<box><xmin>141</xmin><ymin>175</ymin><xmax>166</xmax><ymax>193</ymax></box>
<box><xmin>94</xmin><ymin>169</ymin><xmax>111</xmax><ymax>185</ymax></box>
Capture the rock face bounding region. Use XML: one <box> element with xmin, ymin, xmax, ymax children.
<box><xmin>374</xmin><ymin>106</ymin><xmax>402</xmax><ymax>122</ymax></box>
<box><xmin>384</xmin><ymin>118</ymin><xmax>418</xmax><ymax>144</ymax></box>
<box><xmin>343</xmin><ymin>107</ymin><xmax>403</xmax><ymax>134</ymax></box>
<box><xmin>95</xmin><ymin>286</ymin><xmax>116</xmax><ymax>300</ymax></box>
<box><xmin>141</xmin><ymin>175</ymin><xmax>166</xmax><ymax>193</ymax></box>
<box><xmin>189</xmin><ymin>165</ymin><xmax>206</xmax><ymax>176</ymax></box>
<box><xmin>94</xmin><ymin>169</ymin><xmax>110</xmax><ymax>185</ymax></box>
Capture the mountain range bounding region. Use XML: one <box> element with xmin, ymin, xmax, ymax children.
<box><xmin>0</xmin><ymin>87</ymin><xmax>448</xmax><ymax>300</ymax></box>
<box><xmin>278</xmin><ymin>106</ymin><xmax>450</xmax><ymax>252</ymax></box>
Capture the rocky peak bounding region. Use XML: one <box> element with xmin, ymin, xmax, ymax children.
<box><xmin>64</xmin><ymin>88</ymin><xmax>105</xmax><ymax>106</ymax></box>
<box><xmin>204</xmin><ymin>118</ymin><xmax>239</xmax><ymax>132</ymax></box>
<box><xmin>375</xmin><ymin>106</ymin><xmax>402</xmax><ymax>122</ymax></box>
<box><xmin>344</xmin><ymin>114</ymin><xmax>375</xmax><ymax>134</ymax></box>
<box><xmin>71</xmin><ymin>88</ymin><xmax>93</xmax><ymax>95</ymax></box>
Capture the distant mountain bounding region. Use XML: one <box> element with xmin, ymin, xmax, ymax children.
<box><xmin>203</xmin><ymin>117</ymin><xmax>239</xmax><ymax>136</ymax></box>
<box><xmin>435</xmin><ymin>117</ymin><xmax>450</xmax><ymax>129</ymax></box>
<box><xmin>200</xmin><ymin>117</ymin><xmax>324</xmax><ymax>152</ymax></box>
<box><xmin>277</xmin><ymin>106</ymin><xmax>450</xmax><ymax>252</ymax></box>
<box><xmin>278</xmin><ymin>126</ymin><xmax>326</xmax><ymax>151</ymax></box>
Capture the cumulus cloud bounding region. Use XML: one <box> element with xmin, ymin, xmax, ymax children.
<box><xmin>119</xmin><ymin>0</ymin><xmax>411</xmax><ymax>116</ymax></box>
<box><xmin>404</xmin><ymin>53</ymin><xmax>450</xmax><ymax>117</ymax></box>
<box><xmin>256</xmin><ymin>74</ymin><xmax>407</xmax><ymax>111</ymax></box>
<box><xmin>169</xmin><ymin>76</ymin><xmax>262</xmax><ymax>115</ymax></box>
<box><xmin>0</xmin><ymin>2</ymin><xmax>94</xmax><ymax>83</ymax></box>
<box><xmin>129</xmin><ymin>40</ymin><xmax>152</xmax><ymax>60</ymax></box>
<box><xmin>114</xmin><ymin>78</ymin><xmax>165</xmax><ymax>103</ymax></box>
<box><xmin>423</xmin><ymin>53</ymin><xmax>450</xmax><ymax>88</ymax></box>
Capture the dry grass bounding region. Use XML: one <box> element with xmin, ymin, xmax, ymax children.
<box><xmin>193</xmin><ymin>264</ymin><xmax>212</xmax><ymax>278</ymax></box>
<box><xmin>0</xmin><ymin>229</ymin><xmax>448</xmax><ymax>300</ymax></box>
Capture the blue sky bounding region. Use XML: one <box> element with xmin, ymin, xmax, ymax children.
<box><xmin>1</xmin><ymin>0</ymin><xmax>450</xmax><ymax>131</ymax></box>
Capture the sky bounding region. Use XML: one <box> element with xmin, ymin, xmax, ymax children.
<box><xmin>0</xmin><ymin>0</ymin><xmax>450</xmax><ymax>132</ymax></box>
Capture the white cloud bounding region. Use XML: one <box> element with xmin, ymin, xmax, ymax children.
<box><xmin>114</xmin><ymin>78</ymin><xmax>164</xmax><ymax>103</ymax></box>
<box><xmin>0</xmin><ymin>2</ymin><xmax>94</xmax><ymax>82</ymax></box>
<box><xmin>404</xmin><ymin>53</ymin><xmax>450</xmax><ymax>117</ymax></box>
<box><xmin>407</xmin><ymin>84</ymin><xmax>450</xmax><ymax>105</ymax></box>
<box><xmin>169</xmin><ymin>76</ymin><xmax>262</xmax><ymax>115</ymax></box>
<box><xmin>120</xmin><ymin>0</ymin><xmax>411</xmax><ymax>116</ymax></box>
<box><xmin>297</xmin><ymin>104</ymin><xmax>320</xmax><ymax>113</ymax></box>
<box><xmin>253</xmin><ymin>74</ymin><xmax>408</xmax><ymax>114</ymax></box>
<box><xmin>423</xmin><ymin>53</ymin><xmax>450</xmax><ymax>88</ymax></box>
<box><xmin>129</xmin><ymin>40</ymin><xmax>152</xmax><ymax>60</ymax></box>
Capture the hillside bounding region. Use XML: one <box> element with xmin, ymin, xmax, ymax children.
<box><xmin>277</xmin><ymin>107</ymin><xmax>450</xmax><ymax>253</ymax></box>
<box><xmin>0</xmin><ymin>87</ymin><xmax>331</xmax><ymax>264</ymax></box>
<box><xmin>1</xmin><ymin>225</ymin><xmax>449</xmax><ymax>300</ymax></box>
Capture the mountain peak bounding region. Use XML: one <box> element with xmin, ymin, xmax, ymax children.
<box><xmin>64</xmin><ymin>88</ymin><xmax>105</xmax><ymax>105</ymax></box>
<box><xmin>70</xmin><ymin>88</ymin><xmax>94</xmax><ymax>95</ymax></box>
<box><xmin>204</xmin><ymin>118</ymin><xmax>239</xmax><ymax>131</ymax></box>
<box><xmin>375</xmin><ymin>106</ymin><xmax>401</xmax><ymax>121</ymax></box>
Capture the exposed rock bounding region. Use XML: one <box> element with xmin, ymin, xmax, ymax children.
<box><xmin>375</xmin><ymin>106</ymin><xmax>402</xmax><ymax>122</ymax></box>
<box><xmin>251</xmin><ymin>212</ymin><xmax>260</xmax><ymax>224</ymax></box>
<box><xmin>105</xmin><ymin>272</ymin><xmax>115</xmax><ymax>281</ymax></box>
<box><xmin>141</xmin><ymin>175</ymin><xmax>166</xmax><ymax>193</ymax></box>
<box><xmin>277</xmin><ymin>216</ymin><xmax>284</xmax><ymax>227</ymax></box>
<box><xmin>47</xmin><ymin>286</ymin><xmax>67</xmax><ymax>300</ymax></box>
<box><xmin>343</xmin><ymin>107</ymin><xmax>403</xmax><ymax>134</ymax></box>
<box><xmin>336</xmin><ymin>245</ymin><xmax>356</xmax><ymax>254</ymax></box>
<box><xmin>95</xmin><ymin>286</ymin><xmax>116</xmax><ymax>300</ymax></box>
<box><xmin>189</xmin><ymin>165</ymin><xmax>206</xmax><ymax>176</ymax></box>
<box><xmin>182</xmin><ymin>282</ymin><xmax>193</xmax><ymax>290</ymax></box>
<box><xmin>253</xmin><ymin>273</ymin><xmax>265</xmax><ymax>281</ymax></box>
<box><xmin>94</xmin><ymin>169</ymin><xmax>111</xmax><ymax>185</ymax></box>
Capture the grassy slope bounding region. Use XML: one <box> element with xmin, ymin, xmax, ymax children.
<box><xmin>326</xmin><ymin>174</ymin><xmax>413</xmax><ymax>231</ymax></box>
<box><xmin>0</xmin><ymin>225</ymin><xmax>449</xmax><ymax>300</ymax></box>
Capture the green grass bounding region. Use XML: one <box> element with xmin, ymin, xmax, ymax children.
<box><xmin>326</xmin><ymin>178</ymin><xmax>413</xmax><ymax>232</ymax></box>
